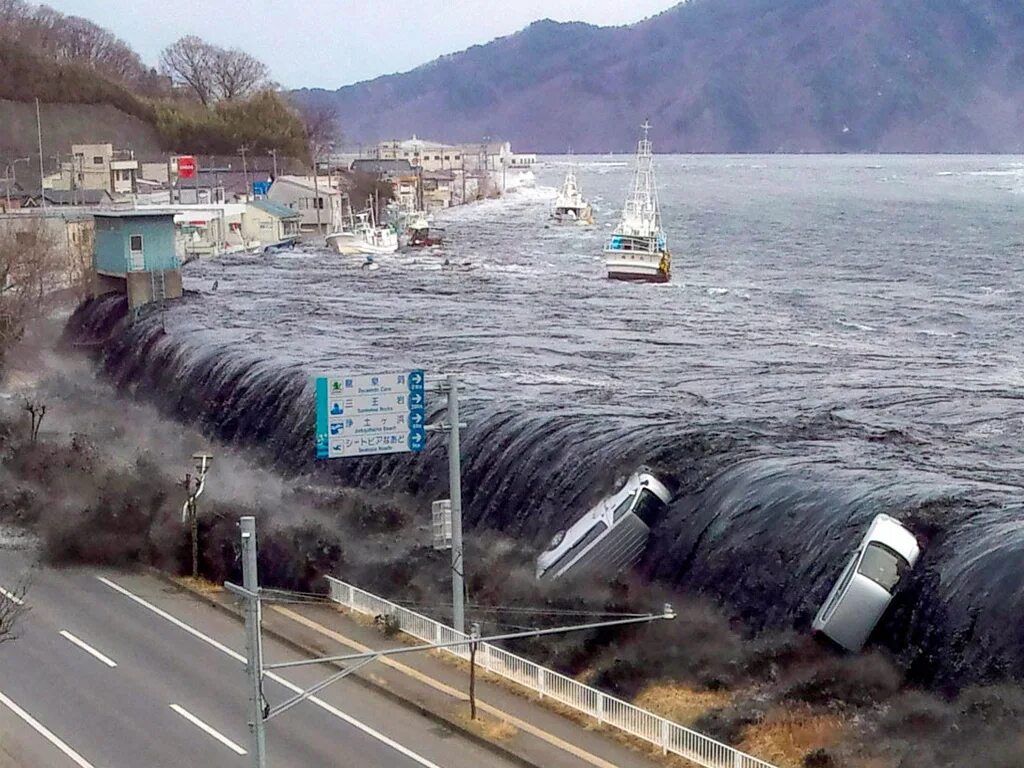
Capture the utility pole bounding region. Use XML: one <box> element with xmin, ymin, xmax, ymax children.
<box><xmin>35</xmin><ymin>98</ymin><xmax>45</xmax><ymax>210</ymax></box>
<box><xmin>267</xmin><ymin>148</ymin><xmax>278</xmax><ymax>179</ymax></box>
<box><xmin>181</xmin><ymin>453</ymin><xmax>213</xmax><ymax>579</ymax></box>
<box><xmin>238</xmin><ymin>146</ymin><xmax>250</xmax><ymax>201</ymax></box>
<box><xmin>446</xmin><ymin>374</ymin><xmax>465</xmax><ymax>634</ymax></box>
<box><xmin>240</xmin><ymin>516</ymin><xmax>267</xmax><ymax>768</ymax></box>
<box><xmin>312</xmin><ymin>160</ymin><xmax>323</xmax><ymax>234</ymax></box>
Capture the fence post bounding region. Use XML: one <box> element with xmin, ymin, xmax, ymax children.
<box><xmin>596</xmin><ymin>694</ymin><xmax>604</xmax><ymax>725</ymax></box>
<box><xmin>734</xmin><ymin>751</ymin><xmax>743</xmax><ymax>768</ymax></box>
<box><xmin>345</xmin><ymin>583</ymin><xmax>353</xmax><ymax>606</ymax></box>
<box><xmin>661</xmin><ymin>719</ymin><xmax>669</xmax><ymax>755</ymax></box>
<box><xmin>483</xmin><ymin>643</ymin><xmax>492</xmax><ymax>673</ymax></box>
<box><xmin>435</xmin><ymin>620</ymin><xmax>442</xmax><ymax>644</ymax></box>
<box><xmin>538</xmin><ymin>668</ymin><xmax>546</xmax><ymax>700</ymax></box>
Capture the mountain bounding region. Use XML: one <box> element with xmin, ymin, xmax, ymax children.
<box><xmin>294</xmin><ymin>0</ymin><xmax>1024</xmax><ymax>153</ymax></box>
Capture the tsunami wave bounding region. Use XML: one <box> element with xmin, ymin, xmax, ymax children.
<box><xmin>64</xmin><ymin>294</ymin><xmax>1024</xmax><ymax>689</ymax></box>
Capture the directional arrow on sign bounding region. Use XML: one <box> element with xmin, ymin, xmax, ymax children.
<box><xmin>410</xmin><ymin>412</ymin><xmax>424</xmax><ymax>426</ymax></box>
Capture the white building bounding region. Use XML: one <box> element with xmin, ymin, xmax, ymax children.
<box><xmin>44</xmin><ymin>143</ymin><xmax>139</xmax><ymax>196</ymax></box>
<box><xmin>266</xmin><ymin>175</ymin><xmax>344</xmax><ymax>232</ymax></box>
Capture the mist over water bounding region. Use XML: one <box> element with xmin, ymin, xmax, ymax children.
<box><xmin>68</xmin><ymin>155</ymin><xmax>1024</xmax><ymax>687</ymax></box>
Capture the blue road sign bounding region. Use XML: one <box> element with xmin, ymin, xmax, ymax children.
<box><xmin>315</xmin><ymin>370</ymin><xmax>426</xmax><ymax>459</ymax></box>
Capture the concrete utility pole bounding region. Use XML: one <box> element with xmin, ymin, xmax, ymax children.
<box><xmin>181</xmin><ymin>453</ymin><xmax>213</xmax><ymax>579</ymax></box>
<box><xmin>238</xmin><ymin>146</ymin><xmax>250</xmax><ymax>201</ymax></box>
<box><xmin>267</xmin><ymin>149</ymin><xmax>278</xmax><ymax>179</ymax></box>
<box><xmin>240</xmin><ymin>516</ymin><xmax>267</xmax><ymax>768</ymax></box>
<box><xmin>447</xmin><ymin>374</ymin><xmax>465</xmax><ymax>635</ymax></box>
<box><xmin>35</xmin><ymin>98</ymin><xmax>45</xmax><ymax>210</ymax></box>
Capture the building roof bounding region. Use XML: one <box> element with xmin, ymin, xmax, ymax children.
<box><xmin>422</xmin><ymin>170</ymin><xmax>455</xmax><ymax>181</ymax></box>
<box><xmin>31</xmin><ymin>189</ymin><xmax>114</xmax><ymax>206</ymax></box>
<box><xmin>93</xmin><ymin>210</ymin><xmax>177</xmax><ymax>219</ymax></box>
<box><xmin>271</xmin><ymin>175</ymin><xmax>342</xmax><ymax>194</ymax></box>
<box><xmin>350</xmin><ymin>159</ymin><xmax>415</xmax><ymax>176</ymax></box>
<box><xmin>381</xmin><ymin>136</ymin><xmax>456</xmax><ymax>151</ymax></box>
<box><xmin>249</xmin><ymin>199</ymin><xmax>300</xmax><ymax>219</ymax></box>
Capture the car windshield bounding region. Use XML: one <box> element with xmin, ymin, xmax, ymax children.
<box><xmin>857</xmin><ymin>543</ymin><xmax>909</xmax><ymax>593</ymax></box>
<box><xmin>632</xmin><ymin>488</ymin><xmax>667</xmax><ymax>525</ymax></box>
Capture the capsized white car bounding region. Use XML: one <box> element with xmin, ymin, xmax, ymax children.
<box><xmin>535</xmin><ymin>470</ymin><xmax>673</xmax><ymax>581</ymax></box>
<box><xmin>812</xmin><ymin>513</ymin><xmax>922</xmax><ymax>652</ymax></box>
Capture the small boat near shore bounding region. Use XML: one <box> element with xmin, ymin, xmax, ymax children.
<box><xmin>552</xmin><ymin>167</ymin><xmax>593</xmax><ymax>225</ymax></box>
<box><xmin>406</xmin><ymin>215</ymin><xmax>446</xmax><ymax>248</ymax></box>
<box><xmin>603</xmin><ymin>121</ymin><xmax>671</xmax><ymax>283</ymax></box>
<box><xmin>326</xmin><ymin>199</ymin><xmax>398</xmax><ymax>256</ymax></box>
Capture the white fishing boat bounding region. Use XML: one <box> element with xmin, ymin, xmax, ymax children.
<box><xmin>603</xmin><ymin>121</ymin><xmax>671</xmax><ymax>283</ymax></box>
<box><xmin>552</xmin><ymin>167</ymin><xmax>593</xmax><ymax>225</ymax></box>
<box><xmin>326</xmin><ymin>199</ymin><xmax>398</xmax><ymax>256</ymax></box>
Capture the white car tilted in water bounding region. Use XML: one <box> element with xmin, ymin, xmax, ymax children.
<box><xmin>812</xmin><ymin>513</ymin><xmax>922</xmax><ymax>652</ymax></box>
<box><xmin>535</xmin><ymin>470</ymin><xmax>673</xmax><ymax>581</ymax></box>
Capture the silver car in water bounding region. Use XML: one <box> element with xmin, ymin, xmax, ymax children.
<box><xmin>535</xmin><ymin>470</ymin><xmax>673</xmax><ymax>581</ymax></box>
<box><xmin>812</xmin><ymin>513</ymin><xmax>922</xmax><ymax>652</ymax></box>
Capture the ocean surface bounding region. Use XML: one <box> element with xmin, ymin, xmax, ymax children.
<box><xmin>71</xmin><ymin>155</ymin><xmax>1024</xmax><ymax>686</ymax></box>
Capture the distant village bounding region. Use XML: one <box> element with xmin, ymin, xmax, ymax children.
<box><xmin>0</xmin><ymin>135</ymin><xmax>536</xmax><ymax>310</ymax></box>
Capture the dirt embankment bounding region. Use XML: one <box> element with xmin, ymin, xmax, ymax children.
<box><xmin>2</xmin><ymin>318</ymin><xmax>1023</xmax><ymax>768</ymax></box>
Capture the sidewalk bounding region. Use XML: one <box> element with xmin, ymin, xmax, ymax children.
<box><xmin>189</xmin><ymin>580</ymin><xmax>676</xmax><ymax>768</ymax></box>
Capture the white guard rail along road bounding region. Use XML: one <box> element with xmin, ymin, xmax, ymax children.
<box><xmin>326</xmin><ymin>576</ymin><xmax>778</xmax><ymax>768</ymax></box>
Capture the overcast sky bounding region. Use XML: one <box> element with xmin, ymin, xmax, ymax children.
<box><xmin>55</xmin><ymin>0</ymin><xmax>680</xmax><ymax>89</ymax></box>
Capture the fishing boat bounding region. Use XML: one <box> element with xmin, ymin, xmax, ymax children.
<box><xmin>603</xmin><ymin>121</ymin><xmax>670</xmax><ymax>283</ymax></box>
<box><xmin>406</xmin><ymin>215</ymin><xmax>446</xmax><ymax>248</ymax></box>
<box><xmin>325</xmin><ymin>198</ymin><xmax>398</xmax><ymax>256</ymax></box>
<box><xmin>552</xmin><ymin>167</ymin><xmax>593</xmax><ymax>225</ymax></box>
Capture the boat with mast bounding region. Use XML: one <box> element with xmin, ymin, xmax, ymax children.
<box><xmin>552</xmin><ymin>165</ymin><xmax>593</xmax><ymax>225</ymax></box>
<box><xmin>325</xmin><ymin>196</ymin><xmax>398</xmax><ymax>256</ymax></box>
<box><xmin>603</xmin><ymin>121</ymin><xmax>670</xmax><ymax>283</ymax></box>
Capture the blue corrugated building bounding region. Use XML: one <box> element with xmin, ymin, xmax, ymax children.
<box><xmin>92</xmin><ymin>211</ymin><xmax>182</xmax><ymax>309</ymax></box>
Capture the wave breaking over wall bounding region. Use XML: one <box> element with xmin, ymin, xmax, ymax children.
<box><xmin>65</xmin><ymin>294</ymin><xmax>1024</xmax><ymax>689</ymax></box>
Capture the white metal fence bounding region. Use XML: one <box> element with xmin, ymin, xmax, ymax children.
<box><xmin>326</xmin><ymin>576</ymin><xmax>778</xmax><ymax>768</ymax></box>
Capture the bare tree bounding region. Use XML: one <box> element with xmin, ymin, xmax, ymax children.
<box><xmin>0</xmin><ymin>220</ymin><xmax>61</xmax><ymax>370</ymax></box>
<box><xmin>299</xmin><ymin>101</ymin><xmax>342</xmax><ymax>160</ymax></box>
<box><xmin>0</xmin><ymin>579</ymin><xmax>27</xmax><ymax>646</ymax></box>
<box><xmin>212</xmin><ymin>47</ymin><xmax>270</xmax><ymax>101</ymax></box>
<box><xmin>160</xmin><ymin>35</ymin><xmax>218</xmax><ymax>106</ymax></box>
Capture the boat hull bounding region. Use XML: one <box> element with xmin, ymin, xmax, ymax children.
<box><xmin>604</xmin><ymin>248</ymin><xmax>671</xmax><ymax>283</ymax></box>
<box><xmin>606</xmin><ymin>267</ymin><xmax>670</xmax><ymax>283</ymax></box>
<box><xmin>326</xmin><ymin>232</ymin><xmax>398</xmax><ymax>255</ymax></box>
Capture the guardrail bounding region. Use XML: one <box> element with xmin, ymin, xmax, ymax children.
<box><xmin>326</xmin><ymin>575</ymin><xmax>777</xmax><ymax>768</ymax></box>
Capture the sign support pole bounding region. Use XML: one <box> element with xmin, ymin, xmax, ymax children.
<box><xmin>240</xmin><ymin>516</ymin><xmax>267</xmax><ymax>768</ymax></box>
<box><xmin>447</xmin><ymin>373</ymin><xmax>465</xmax><ymax>636</ymax></box>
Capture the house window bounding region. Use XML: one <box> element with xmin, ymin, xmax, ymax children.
<box><xmin>93</xmin><ymin>156</ymin><xmax>104</xmax><ymax>165</ymax></box>
<box><xmin>455</xmin><ymin>155</ymin><xmax>461</xmax><ymax>161</ymax></box>
<box><xmin>316</xmin><ymin>197</ymin><xmax>324</xmax><ymax>209</ymax></box>
<box><xmin>15</xmin><ymin>231</ymin><xmax>36</xmax><ymax>246</ymax></box>
<box><xmin>130</xmin><ymin>235</ymin><xmax>143</xmax><ymax>251</ymax></box>
<box><xmin>444</xmin><ymin>155</ymin><xmax>450</xmax><ymax>160</ymax></box>
<box><xmin>434</xmin><ymin>155</ymin><xmax>440</xmax><ymax>161</ymax></box>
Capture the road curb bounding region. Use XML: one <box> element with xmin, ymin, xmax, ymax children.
<box><xmin>149</xmin><ymin>569</ymin><xmax>540</xmax><ymax>768</ymax></box>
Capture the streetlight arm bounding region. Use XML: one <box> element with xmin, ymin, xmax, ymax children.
<box><xmin>262</xmin><ymin>607</ymin><xmax>675</xmax><ymax>671</ymax></box>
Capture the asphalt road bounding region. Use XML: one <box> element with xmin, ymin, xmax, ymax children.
<box><xmin>0</xmin><ymin>549</ymin><xmax>520</xmax><ymax>768</ymax></box>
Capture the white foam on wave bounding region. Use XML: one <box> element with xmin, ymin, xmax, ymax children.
<box><xmin>836</xmin><ymin>318</ymin><xmax>877</xmax><ymax>332</ymax></box>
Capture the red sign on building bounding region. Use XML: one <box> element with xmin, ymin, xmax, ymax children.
<box><xmin>177</xmin><ymin>155</ymin><xmax>197</xmax><ymax>179</ymax></box>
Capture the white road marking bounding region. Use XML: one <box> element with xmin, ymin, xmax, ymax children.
<box><xmin>97</xmin><ymin>576</ymin><xmax>442</xmax><ymax>768</ymax></box>
<box><xmin>59</xmin><ymin>630</ymin><xmax>117</xmax><ymax>668</ymax></box>
<box><xmin>0</xmin><ymin>587</ymin><xmax>24</xmax><ymax>606</ymax></box>
<box><xmin>170</xmin><ymin>704</ymin><xmax>247</xmax><ymax>756</ymax></box>
<box><xmin>0</xmin><ymin>688</ymin><xmax>96</xmax><ymax>768</ymax></box>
